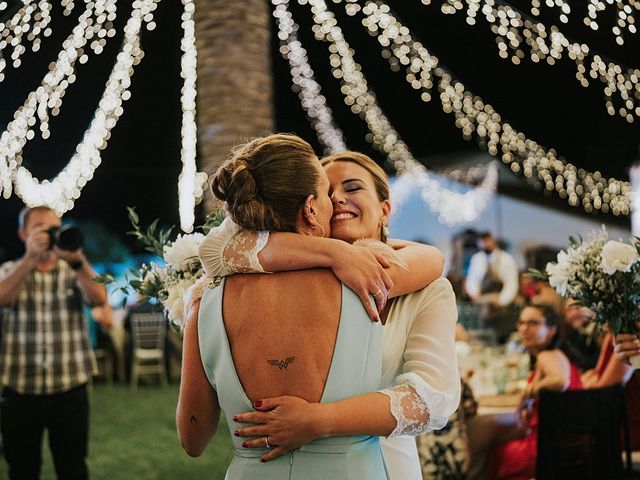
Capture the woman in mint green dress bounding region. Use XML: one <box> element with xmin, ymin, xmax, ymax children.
<box><xmin>177</xmin><ymin>134</ymin><xmax>394</xmax><ymax>479</ymax></box>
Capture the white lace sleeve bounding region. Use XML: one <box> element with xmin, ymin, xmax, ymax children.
<box><xmin>198</xmin><ymin>217</ymin><xmax>270</xmax><ymax>277</ymax></box>
<box><xmin>378</xmin><ymin>384</ymin><xmax>430</xmax><ymax>437</ymax></box>
<box><xmin>380</xmin><ymin>279</ymin><xmax>461</xmax><ymax>437</ymax></box>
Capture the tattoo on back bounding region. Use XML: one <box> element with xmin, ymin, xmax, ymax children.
<box><xmin>190</xmin><ymin>415</ymin><xmax>197</xmax><ymax>425</ymax></box>
<box><xmin>267</xmin><ymin>357</ymin><xmax>295</xmax><ymax>369</ymax></box>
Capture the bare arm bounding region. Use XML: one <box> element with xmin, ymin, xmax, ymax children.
<box><xmin>0</xmin><ymin>225</ymin><xmax>50</xmax><ymax>306</ymax></box>
<box><xmin>529</xmin><ymin>350</ymin><xmax>571</xmax><ymax>396</ymax></box>
<box><xmin>0</xmin><ymin>257</ymin><xmax>35</xmax><ymax>306</ymax></box>
<box><xmin>176</xmin><ymin>299</ymin><xmax>221</xmax><ymax>457</ymax></box>
<box><xmin>199</xmin><ymin>224</ymin><xmax>393</xmax><ymax>322</ymax></box>
<box><xmin>234</xmin><ymin>392</ymin><xmax>396</xmax><ymax>461</ymax></box>
<box><xmin>372</xmin><ymin>239</ymin><xmax>444</xmax><ymax>297</ymax></box>
<box><xmin>589</xmin><ymin>335</ymin><xmax>634</xmax><ymax>388</ymax></box>
<box><xmin>72</xmin><ymin>253</ymin><xmax>107</xmax><ymax>306</ymax></box>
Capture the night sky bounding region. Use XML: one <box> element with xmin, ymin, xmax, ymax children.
<box><xmin>1</xmin><ymin>0</ymin><xmax>639</xmax><ymax>261</ymax></box>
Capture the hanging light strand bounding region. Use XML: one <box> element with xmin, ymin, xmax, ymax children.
<box><xmin>352</xmin><ymin>0</ymin><xmax>631</xmax><ymax>216</ymax></box>
<box><xmin>426</xmin><ymin>0</ymin><xmax>640</xmax><ymax>124</ymax></box>
<box><xmin>436</xmin><ymin>0</ymin><xmax>639</xmax><ymax>45</ymax></box>
<box><xmin>0</xmin><ymin>1</ymin><xmax>54</xmax><ymax>81</ymax></box>
<box><xmin>3</xmin><ymin>0</ymin><xmax>161</xmax><ymax>213</ymax></box>
<box><xmin>301</xmin><ymin>0</ymin><xmax>498</xmax><ymax>225</ymax></box>
<box><xmin>178</xmin><ymin>0</ymin><xmax>208</xmax><ymax>233</ymax></box>
<box><xmin>272</xmin><ymin>0</ymin><xmax>347</xmax><ymax>155</ymax></box>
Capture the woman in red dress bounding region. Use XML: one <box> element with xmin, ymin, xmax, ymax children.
<box><xmin>486</xmin><ymin>305</ymin><xmax>583</xmax><ymax>480</ymax></box>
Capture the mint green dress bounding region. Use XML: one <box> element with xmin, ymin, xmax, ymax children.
<box><xmin>198</xmin><ymin>278</ymin><xmax>388</xmax><ymax>479</ymax></box>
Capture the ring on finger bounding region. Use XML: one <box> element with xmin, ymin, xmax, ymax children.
<box><xmin>372</xmin><ymin>289</ymin><xmax>382</xmax><ymax>297</ymax></box>
<box><xmin>264</xmin><ymin>436</ymin><xmax>270</xmax><ymax>448</ymax></box>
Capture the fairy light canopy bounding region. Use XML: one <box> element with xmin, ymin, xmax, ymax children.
<box><xmin>0</xmin><ymin>0</ymin><xmax>638</xmax><ymax>252</ymax></box>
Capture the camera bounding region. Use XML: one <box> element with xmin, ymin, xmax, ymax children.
<box><xmin>47</xmin><ymin>225</ymin><xmax>84</xmax><ymax>251</ymax></box>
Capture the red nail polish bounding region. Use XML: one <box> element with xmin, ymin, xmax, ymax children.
<box><xmin>260</xmin><ymin>459</ymin><xmax>266</xmax><ymax>463</ymax></box>
<box><xmin>254</xmin><ymin>400</ymin><xmax>262</xmax><ymax>408</ymax></box>
<box><xmin>232</xmin><ymin>416</ymin><xmax>238</xmax><ymax>422</ymax></box>
<box><xmin>234</xmin><ymin>430</ymin><xmax>239</xmax><ymax>437</ymax></box>
<box><xmin>242</xmin><ymin>442</ymin><xmax>247</xmax><ymax>448</ymax></box>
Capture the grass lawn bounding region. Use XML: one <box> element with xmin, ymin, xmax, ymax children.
<box><xmin>1</xmin><ymin>384</ymin><xmax>233</xmax><ymax>480</ymax></box>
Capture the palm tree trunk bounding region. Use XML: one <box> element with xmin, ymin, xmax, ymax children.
<box><xmin>194</xmin><ymin>0</ymin><xmax>274</xmax><ymax>212</ymax></box>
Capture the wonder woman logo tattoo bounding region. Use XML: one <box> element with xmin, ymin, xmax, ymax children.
<box><xmin>267</xmin><ymin>357</ymin><xmax>296</xmax><ymax>369</ymax></box>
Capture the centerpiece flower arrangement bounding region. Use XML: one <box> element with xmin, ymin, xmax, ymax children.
<box><xmin>98</xmin><ymin>207</ymin><xmax>224</xmax><ymax>327</ymax></box>
<box><xmin>531</xmin><ymin>227</ymin><xmax>640</xmax><ymax>367</ymax></box>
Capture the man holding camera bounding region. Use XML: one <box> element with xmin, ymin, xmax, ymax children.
<box><xmin>0</xmin><ymin>206</ymin><xmax>106</xmax><ymax>480</ymax></box>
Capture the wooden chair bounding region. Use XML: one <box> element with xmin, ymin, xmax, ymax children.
<box><xmin>129</xmin><ymin>312</ymin><xmax>167</xmax><ymax>390</ymax></box>
<box><xmin>537</xmin><ymin>385</ymin><xmax>632</xmax><ymax>480</ymax></box>
<box><xmin>93</xmin><ymin>348</ymin><xmax>114</xmax><ymax>384</ymax></box>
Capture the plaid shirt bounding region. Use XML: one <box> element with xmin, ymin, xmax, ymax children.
<box><xmin>0</xmin><ymin>259</ymin><xmax>97</xmax><ymax>394</ymax></box>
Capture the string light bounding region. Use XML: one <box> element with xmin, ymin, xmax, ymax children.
<box><xmin>2</xmin><ymin>0</ymin><xmax>161</xmax><ymax>213</ymax></box>
<box><xmin>352</xmin><ymin>1</ymin><xmax>631</xmax><ymax>216</ymax></box>
<box><xmin>272</xmin><ymin>0</ymin><xmax>347</xmax><ymax>155</ymax></box>
<box><xmin>585</xmin><ymin>0</ymin><xmax>639</xmax><ymax>45</ymax></box>
<box><xmin>302</xmin><ymin>0</ymin><xmax>498</xmax><ymax>225</ymax></box>
<box><xmin>436</xmin><ymin>0</ymin><xmax>640</xmax><ymax>123</ymax></box>
<box><xmin>0</xmin><ymin>1</ymin><xmax>54</xmax><ymax>81</ymax></box>
<box><xmin>443</xmin><ymin>0</ymin><xmax>639</xmax><ymax>44</ymax></box>
<box><xmin>178</xmin><ymin>0</ymin><xmax>207</xmax><ymax>233</ymax></box>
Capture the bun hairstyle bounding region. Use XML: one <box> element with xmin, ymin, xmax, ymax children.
<box><xmin>321</xmin><ymin>151</ymin><xmax>390</xmax><ymax>241</ymax></box>
<box><xmin>211</xmin><ymin>134</ymin><xmax>320</xmax><ymax>232</ymax></box>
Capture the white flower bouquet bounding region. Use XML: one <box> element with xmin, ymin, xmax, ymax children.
<box><xmin>98</xmin><ymin>208</ymin><xmax>224</xmax><ymax>327</ymax></box>
<box><xmin>533</xmin><ymin>227</ymin><xmax>640</xmax><ymax>339</ymax></box>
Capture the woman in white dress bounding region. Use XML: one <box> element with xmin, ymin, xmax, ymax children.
<box><xmin>197</xmin><ymin>150</ymin><xmax>460</xmax><ymax>479</ymax></box>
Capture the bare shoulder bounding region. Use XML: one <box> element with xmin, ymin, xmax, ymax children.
<box><xmin>537</xmin><ymin>349</ymin><xmax>569</xmax><ymax>368</ymax></box>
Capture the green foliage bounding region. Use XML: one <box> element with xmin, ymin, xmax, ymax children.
<box><xmin>526</xmin><ymin>268</ymin><xmax>547</xmax><ymax>281</ymax></box>
<box><xmin>126</xmin><ymin>207</ymin><xmax>175</xmax><ymax>257</ymax></box>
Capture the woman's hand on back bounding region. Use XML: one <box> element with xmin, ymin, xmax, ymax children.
<box><xmin>328</xmin><ymin>242</ymin><xmax>393</xmax><ymax>322</ymax></box>
<box><xmin>233</xmin><ymin>396</ymin><xmax>324</xmax><ymax>462</ymax></box>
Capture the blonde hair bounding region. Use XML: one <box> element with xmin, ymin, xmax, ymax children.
<box><xmin>321</xmin><ymin>151</ymin><xmax>390</xmax><ymax>241</ymax></box>
<box><xmin>210</xmin><ymin>134</ymin><xmax>320</xmax><ymax>232</ymax></box>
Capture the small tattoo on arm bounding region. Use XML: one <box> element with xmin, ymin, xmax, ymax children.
<box><xmin>267</xmin><ymin>357</ymin><xmax>295</xmax><ymax>369</ymax></box>
<box><xmin>190</xmin><ymin>415</ymin><xmax>197</xmax><ymax>425</ymax></box>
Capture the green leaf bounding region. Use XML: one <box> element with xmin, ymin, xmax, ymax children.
<box><xmin>127</xmin><ymin>206</ymin><xmax>139</xmax><ymax>225</ymax></box>
<box><xmin>526</xmin><ymin>268</ymin><xmax>547</xmax><ymax>280</ymax></box>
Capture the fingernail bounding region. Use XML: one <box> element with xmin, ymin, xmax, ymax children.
<box><xmin>254</xmin><ymin>400</ymin><xmax>262</xmax><ymax>408</ymax></box>
<box><xmin>232</xmin><ymin>416</ymin><xmax>239</xmax><ymax>422</ymax></box>
<box><xmin>242</xmin><ymin>442</ymin><xmax>248</xmax><ymax>448</ymax></box>
<box><xmin>260</xmin><ymin>459</ymin><xmax>266</xmax><ymax>463</ymax></box>
<box><xmin>234</xmin><ymin>430</ymin><xmax>239</xmax><ymax>437</ymax></box>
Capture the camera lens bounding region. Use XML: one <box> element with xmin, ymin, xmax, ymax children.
<box><xmin>49</xmin><ymin>225</ymin><xmax>84</xmax><ymax>251</ymax></box>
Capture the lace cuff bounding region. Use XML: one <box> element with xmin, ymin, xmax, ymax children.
<box><xmin>198</xmin><ymin>218</ymin><xmax>270</xmax><ymax>276</ymax></box>
<box><xmin>379</xmin><ymin>384</ymin><xmax>430</xmax><ymax>437</ymax></box>
<box><xmin>379</xmin><ymin>371</ymin><xmax>459</xmax><ymax>437</ymax></box>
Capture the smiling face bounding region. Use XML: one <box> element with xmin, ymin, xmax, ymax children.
<box><xmin>323</xmin><ymin>160</ymin><xmax>390</xmax><ymax>244</ymax></box>
<box><xmin>518</xmin><ymin>306</ymin><xmax>557</xmax><ymax>353</ymax></box>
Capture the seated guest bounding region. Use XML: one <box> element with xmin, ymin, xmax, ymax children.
<box><xmin>583</xmin><ymin>331</ymin><xmax>640</xmax><ymax>450</ymax></box>
<box><xmin>560</xmin><ymin>299</ymin><xmax>601</xmax><ymax>372</ymax></box>
<box><xmin>485</xmin><ymin>305</ymin><xmax>582</xmax><ymax>480</ymax></box>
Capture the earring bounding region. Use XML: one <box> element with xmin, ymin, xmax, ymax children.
<box><xmin>383</xmin><ymin>224</ymin><xmax>390</xmax><ymax>238</ymax></box>
<box><xmin>310</xmin><ymin>221</ymin><xmax>326</xmax><ymax>238</ymax></box>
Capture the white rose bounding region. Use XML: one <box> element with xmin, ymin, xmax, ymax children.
<box><xmin>162</xmin><ymin>278</ymin><xmax>193</xmax><ymax>325</ymax></box>
<box><xmin>600</xmin><ymin>240</ymin><xmax>639</xmax><ymax>275</ymax></box>
<box><xmin>163</xmin><ymin>233</ymin><xmax>204</xmax><ymax>270</ymax></box>
<box><xmin>546</xmin><ymin>250</ymin><xmax>571</xmax><ymax>296</ymax></box>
